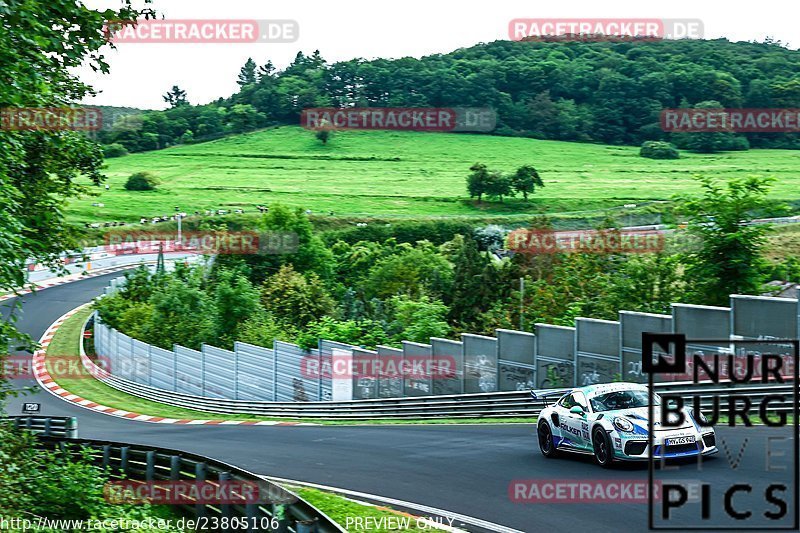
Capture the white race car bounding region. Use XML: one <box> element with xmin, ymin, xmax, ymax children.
<box><xmin>534</xmin><ymin>382</ymin><xmax>717</xmax><ymax>467</ymax></box>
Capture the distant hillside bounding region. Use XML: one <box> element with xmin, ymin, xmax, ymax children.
<box><xmin>100</xmin><ymin>38</ymin><xmax>800</xmax><ymax>153</ymax></box>
<box><xmin>70</xmin><ymin>126</ymin><xmax>800</xmax><ymax>224</ymax></box>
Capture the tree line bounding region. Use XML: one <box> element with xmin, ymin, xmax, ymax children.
<box><xmin>98</xmin><ymin>38</ymin><xmax>800</xmax><ymax>153</ymax></box>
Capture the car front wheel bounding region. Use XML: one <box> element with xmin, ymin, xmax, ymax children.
<box><xmin>538</xmin><ymin>421</ymin><xmax>558</xmax><ymax>458</ymax></box>
<box><xmin>592</xmin><ymin>427</ymin><xmax>614</xmax><ymax>468</ymax></box>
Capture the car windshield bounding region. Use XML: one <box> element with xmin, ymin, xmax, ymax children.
<box><xmin>589</xmin><ymin>390</ymin><xmax>659</xmax><ymax>412</ymax></box>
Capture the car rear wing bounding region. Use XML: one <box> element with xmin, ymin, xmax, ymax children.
<box><xmin>530</xmin><ymin>389</ymin><xmax>572</xmax><ymax>406</ymax></box>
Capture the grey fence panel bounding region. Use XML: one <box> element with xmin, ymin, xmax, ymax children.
<box><xmin>275</xmin><ymin>341</ymin><xmax>319</xmax><ymax>402</ymax></box>
<box><xmin>462</xmin><ymin>334</ymin><xmax>498</xmax><ymax>393</ymax></box>
<box><xmin>201</xmin><ymin>344</ymin><xmax>236</xmax><ymax>399</ymax></box>
<box><xmin>575</xmin><ymin>318</ymin><xmax>620</xmax><ymax>387</ymax></box>
<box><xmin>174</xmin><ymin>345</ymin><xmax>203</xmax><ymax>396</ymax></box>
<box><xmin>497</xmin><ymin>329</ymin><xmax>536</xmax><ymax>392</ymax></box>
<box><xmin>402</xmin><ymin>341</ymin><xmax>433</xmax><ymax>396</ymax></box>
<box><xmin>318</xmin><ymin>340</ymin><xmax>358</xmax><ymax>401</ymax></box>
<box><xmin>620</xmin><ymin>311</ymin><xmax>672</xmax><ymax>383</ymax></box>
<box><xmin>731</xmin><ymin>295</ymin><xmax>799</xmax><ymax>340</ymax></box>
<box><xmin>116</xmin><ymin>332</ymin><xmax>135</xmax><ymax>381</ymax></box>
<box><xmin>672</xmin><ymin>303</ymin><xmax>731</xmax><ymax>354</ymax></box>
<box><xmin>376</xmin><ymin>345</ymin><xmax>403</xmax><ymax>399</ymax></box>
<box><xmin>149</xmin><ymin>345</ymin><xmax>175</xmax><ymax>391</ymax></box>
<box><xmin>352</xmin><ymin>348</ymin><xmax>378</xmax><ymax>400</ymax></box>
<box><xmin>94</xmin><ymin>322</ymin><xmax>113</xmax><ymax>372</ymax></box>
<box><xmin>131</xmin><ymin>339</ymin><xmax>151</xmax><ymax>385</ymax></box>
<box><xmin>498</xmin><ymin>362</ymin><xmax>536</xmax><ymax>392</ymax></box>
<box><xmin>575</xmin><ymin>318</ymin><xmax>619</xmax><ymax>357</ymax></box>
<box><xmin>575</xmin><ymin>355</ymin><xmax>619</xmax><ymax>387</ymax></box>
<box><xmin>497</xmin><ymin>329</ymin><xmax>536</xmax><ymax>365</ymax></box>
<box><xmin>535</xmin><ymin>324</ymin><xmax>575</xmax><ymax>388</ymax></box>
<box><xmin>234</xmin><ymin>341</ymin><xmax>276</xmax><ymax>401</ymax></box>
<box><xmin>431</xmin><ymin>338</ymin><xmax>463</xmax><ymax>395</ymax></box>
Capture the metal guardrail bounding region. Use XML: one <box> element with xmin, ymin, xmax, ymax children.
<box><xmin>76</xmin><ymin>354</ymin><xmax>798</xmax><ymax>419</ymax></box>
<box><xmin>3</xmin><ymin>416</ymin><xmax>79</xmax><ymax>437</ymax></box>
<box><xmin>8</xmin><ymin>417</ymin><xmax>344</xmax><ymax>532</ymax></box>
<box><xmin>36</xmin><ymin>436</ymin><xmax>345</xmax><ymax>533</ymax></box>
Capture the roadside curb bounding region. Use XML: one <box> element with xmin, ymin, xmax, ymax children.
<box><xmin>32</xmin><ymin>304</ymin><xmax>314</xmax><ymax>427</ymax></box>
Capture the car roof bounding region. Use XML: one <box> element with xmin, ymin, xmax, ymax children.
<box><xmin>575</xmin><ymin>382</ymin><xmax>648</xmax><ymax>399</ymax></box>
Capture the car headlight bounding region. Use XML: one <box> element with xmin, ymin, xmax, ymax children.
<box><xmin>614</xmin><ymin>416</ymin><xmax>634</xmax><ymax>433</ymax></box>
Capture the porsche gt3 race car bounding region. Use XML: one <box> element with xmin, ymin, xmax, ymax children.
<box><xmin>534</xmin><ymin>382</ymin><xmax>717</xmax><ymax>467</ymax></box>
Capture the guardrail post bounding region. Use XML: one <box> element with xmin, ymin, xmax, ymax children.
<box><xmin>195</xmin><ymin>462</ymin><xmax>207</xmax><ymax>520</ymax></box>
<box><xmin>272</xmin><ymin>504</ymin><xmax>289</xmax><ymax>533</ymax></box>
<box><xmin>67</xmin><ymin>417</ymin><xmax>78</xmax><ymax>438</ymax></box>
<box><xmin>102</xmin><ymin>445</ymin><xmax>111</xmax><ymax>470</ymax></box>
<box><xmin>25</xmin><ymin>417</ymin><xmax>32</xmax><ymax>431</ymax></box>
<box><xmin>120</xmin><ymin>446</ymin><xmax>130</xmax><ymax>475</ymax></box>
<box><xmin>43</xmin><ymin>418</ymin><xmax>51</xmax><ymax>436</ymax></box>
<box><xmin>170</xmin><ymin>455</ymin><xmax>181</xmax><ymax>480</ymax></box>
<box><xmin>219</xmin><ymin>471</ymin><xmax>232</xmax><ymax>519</ymax></box>
<box><xmin>245</xmin><ymin>502</ymin><xmax>259</xmax><ymax>532</ymax></box>
<box><xmin>145</xmin><ymin>451</ymin><xmax>155</xmax><ymax>481</ymax></box>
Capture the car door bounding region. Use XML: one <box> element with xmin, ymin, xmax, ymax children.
<box><xmin>558</xmin><ymin>392</ymin><xmax>589</xmax><ymax>449</ymax></box>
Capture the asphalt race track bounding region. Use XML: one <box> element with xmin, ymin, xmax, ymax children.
<box><xmin>3</xmin><ymin>273</ymin><xmax>796</xmax><ymax>532</ymax></box>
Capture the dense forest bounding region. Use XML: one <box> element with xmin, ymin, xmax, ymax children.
<box><xmin>99</xmin><ymin>38</ymin><xmax>800</xmax><ymax>152</ymax></box>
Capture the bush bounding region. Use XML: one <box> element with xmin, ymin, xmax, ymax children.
<box><xmin>124</xmin><ymin>171</ymin><xmax>160</xmax><ymax>191</ymax></box>
<box><xmin>639</xmin><ymin>141</ymin><xmax>680</xmax><ymax>159</ymax></box>
<box><xmin>102</xmin><ymin>143</ymin><xmax>129</xmax><ymax>158</ymax></box>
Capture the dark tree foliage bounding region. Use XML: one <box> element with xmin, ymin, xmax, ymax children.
<box><xmin>100</xmin><ymin>39</ymin><xmax>800</xmax><ymax>152</ymax></box>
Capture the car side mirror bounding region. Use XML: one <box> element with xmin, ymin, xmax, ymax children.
<box><xmin>570</xmin><ymin>406</ymin><xmax>584</xmax><ymax>415</ymax></box>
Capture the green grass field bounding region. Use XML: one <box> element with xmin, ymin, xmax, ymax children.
<box><xmin>67</xmin><ymin>127</ymin><xmax>800</xmax><ymax>224</ymax></box>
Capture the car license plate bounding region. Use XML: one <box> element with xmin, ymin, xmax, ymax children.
<box><xmin>666</xmin><ymin>436</ymin><xmax>694</xmax><ymax>446</ymax></box>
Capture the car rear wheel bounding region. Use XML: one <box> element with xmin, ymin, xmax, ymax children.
<box><xmin>592</xmin><ymin>427</ymin><xmax>614</xmax><ymax>468</ymax></box>
<box><xmin>538</xmin><ymin>421</ymin><xmax>558</xmax><ymax>458</ymax></box>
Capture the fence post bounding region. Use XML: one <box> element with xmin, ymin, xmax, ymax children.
<box><xmin>172</xmin><ymin>344</ymin><xmax>178</xmax><ymax>392</ymax></box>
<box><xmin>234</xmin><ymin>346</ymin><xmax>239</xmax><ymax>401</ymax></box>
<box><xmin>201</xmin><ymin>344</ymin><xmax>206</xmax><ymax>397</ymax></box>
<box><xmin>219</xmin><ymin>471</ymin><xmax>232</xmax><ymax>519</ymax></box>
<box><xmin>145</xmin><ymin>451</ymin><xmax>155</xmax><ymax>481</ymax></box>
<box><xmin>195</xmin><ymin>462</ymin><xmax>207</xmax><ymax>520</ymax></box>
<box><xmin>102</xmin><ymin>445</ymin><xmax>111</xmax><ymax>470</ymax></box>
<box><xmin>120</xmin><ymin>446</ymin><xmax>130</xmax><ymax>475</ymax></box>
<box><xmin>273</xmin><ymin>340</ymin><xmax>278</xmax><ymax>401</ymax></box>
<box><xmin>148</xmin><ymin>345</ymin><xmax>153</xmax><ymax>387</ymax></box>
<box><xmin>170</xmin><ymin>455</ymin><xmax>181</xmax><ymax>480</ymax></box>
<box><xmin>66</xmin><ymin>417</ymin><xmax>78</xmax><ymax>438</ymax></box>
<box><xmin>43</xmin><ymin>418</ymin><xmax>51</xmax><ymax>437</ymax></box>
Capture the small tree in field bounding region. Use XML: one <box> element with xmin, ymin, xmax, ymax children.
<box><xmin>485</xmin><ymin>171</ymin><xmax>513</xmax><ymax>203</ymax></box>
<box><xmin>316</xmin><ymin>129</ymin><xmax>331</xmax><ymax>145</ymax></box>
<box><xmin>467</xmin><ymin>163</ymin><xmax>490</xmax><ymax>202</ymax></box>
<box><xmin>511</xmin><ymin>165</ymin><xmax>544</xmax><ymax>201</ymax></box>
<box><xmin>124</xmin><ymin>171</ymin><xmax>160</xmax><ymax>191</ymax></box>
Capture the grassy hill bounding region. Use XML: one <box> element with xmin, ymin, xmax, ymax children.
<box><xmin>67</xmin><ymin>126</ymin><xmax>800</xmax><ymax>224</ymax></box>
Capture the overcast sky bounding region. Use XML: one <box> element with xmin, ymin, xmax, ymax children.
<box><xmin>80</xmin><ymin>0</ymin><xmax>797</xmax><ymax>110</ymax></box>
